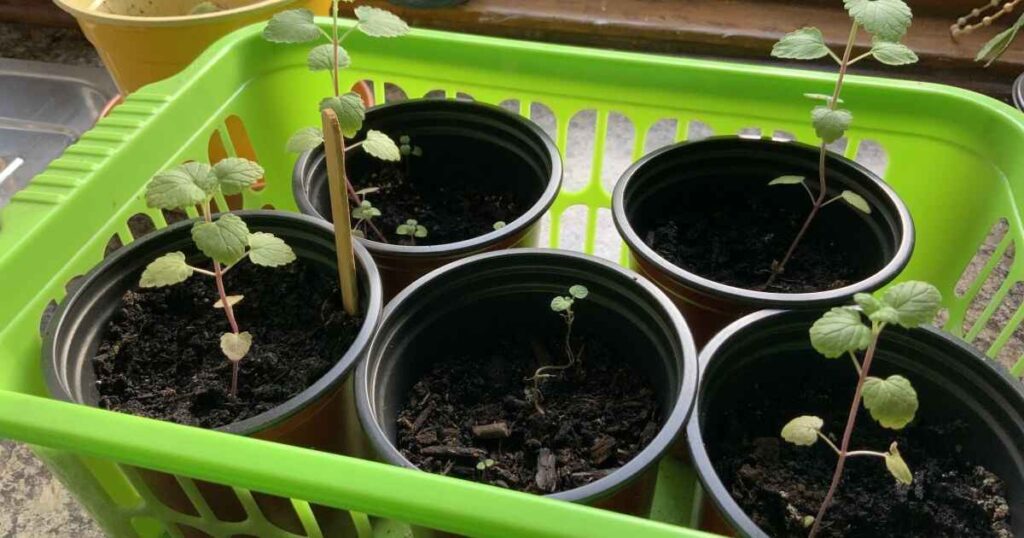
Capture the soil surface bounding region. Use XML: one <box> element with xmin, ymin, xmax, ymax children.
<box><xmin>646</xmin><ymin>186</ymin><xmax>869</xmax><ymax>293</ymax></box>
<box><xmin>352</xmin><ymin>163</ymin><xmax>523</xmax><ymax>246</ymax></box>
<box><xmin>714</xmin><ymin>385</ymin><xmax>1013</xmax><ymax>537</ymax></box>
<box><xmin>396</xmin><ymin>332</ymin><xmax>661</xmax><ymax>494</ymax></box>
<box><xmin>94</xmin><ymin>258</ymin><xmax>363</xmax><ymax>429</ymax></box>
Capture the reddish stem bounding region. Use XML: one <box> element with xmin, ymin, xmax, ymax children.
<box><xmin>808</xmin><ymin>327</ymin><xmax>880</xmax><ymax>538</ymax></box>
<box><xmin>204</xmin><ymin>203</ymin><xmax>242</xmax><ymax>397</ymax></box>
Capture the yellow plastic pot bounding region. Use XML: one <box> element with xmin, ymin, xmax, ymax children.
<box><xmin>54</xmin><ymin>0</ymin><xmax>331</xmax><ymax>93</ymax></box>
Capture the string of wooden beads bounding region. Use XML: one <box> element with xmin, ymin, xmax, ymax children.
<box><xmin>951</xmin><ymin>0</ymin><xmax>1021</xmax><ymax>39</ymax></box>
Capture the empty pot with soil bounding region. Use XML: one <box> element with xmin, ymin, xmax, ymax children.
<box><xmin>687</xmin><ymin>309</ymin><xmax>1024</xmax><ymax>538</ymax></box>
<box><xmin>355</xmin><ymin>249</ymin><xmax>697</xmax><ymax>517</ymax></box>
<box><xmin>42</xmin><ymin>209</ymin><xmax>382</xmax><ymax>536</ymax></box>
<box><xmin>294</xmin><ymin>99</ymin><xmax>562</xmax><ymax>298</ymax></box>
<box><xmin>612</xmin><ymin>137</ymin><xmax>914</xmax><ymax>345</ymax></box>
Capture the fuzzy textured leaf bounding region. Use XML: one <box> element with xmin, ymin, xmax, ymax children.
<box><xmin>355</xmin><ymin>6</ymin><xmax>410</xmax><ymax>37</ymax></box>
<box><xmin>881</xmin><ymin>281</ymin><xmax>942</xmax><ymax>328</ymax></box>
<box><xmin>844</xmin><ymin>0</ymin><xmax>913</xmax><ymax>42</ymax></box>
<box><xmin>220</xmin><ymin>332</ymin><xmax>252</xmax><ymax>362</ymax></box>
<box><xmin>840</xmin><ymin>190</ymin><xmax>871</xmax><ymax>214</ymax></box>
<box><xmin>145</xmin><ymin>166</ymin><xmax>209</xmax><ymax>209</ymax></box>
<box><xmin>771</xmin><ymin>27</ymin><xmax>831</xmax><ymax>60</ymax></box>
<box><xmin>192</xmin><ymin>214</ymin><xmax>250</xmax><ymax>265</ymax></box>
<box><xmin>569</xmin><ymin>285</ymin><xmax>589</xmax><ymax>299</ymax></box>
<box><xmin>287</xmin><ymin>127</ymin><xmax>324</xmax><ymax>153</ymax></box>
<box><xmin>811</xmin><ymin>106</ymin><xmax>853</xmax><ymax>144</ymax></box>
<box><xmin>854</xmin><ymin>293</ymin><xmax>883</xmax><ymax>315</ymax></box>
<box><xmin>213</xmin><ymin>158</ymin><xmax>264</xmax><ymax>195</ymax></box>
<box><xmin>308</xmin><ymin>43</ymin><xmax>351</xmax><ymax>71</ymax></box>
<box><xmin>248</xmin><ymin>232</ymin><xmax>296</xmax><ymax>267</ymax></box>
<box><xmin>769</xmin><ymin>175</ymin><xmax>806</xmax><ymax>186</ymax></box>
<box><xmin>810</xmin><ymin>307</ymin><xmax>871</xmax><ymax>358</ymax></box>
<box><xmin>320</xmin><ymin>93</ymin><xmax>365</xmax><ymax>137</ymax></box>
<box><xmin>976</xmin><ymin>13</ymin><xmax>1024</xmax><ymax>66</ymax></box>
<box><xmin>885</xmin><ymin>442</ymin><xmax>913</xmax><ymax>485</ymax></box>
<box><xmin>214</xmin><ymin>295</ymin><xmax>244</xmax><ymax>309</ymax></box>
<box><xmin>262</xmin><ymin>9</ymin><xmax>321</xmax><ymax>43</ymax></box>
<box><xmin>362</xmin><ymin>130</ymin><xmax>401</xmax><ymax>161</ymax></box>
<box><xmin>868</xmin><ymin>305</ymin><xmax>900</xmax><ymax>325</ymax></box>
<box><xmin>781</xmin><ymin>416</ymin><xmax>823</xmax><ymax>446</ymax></box>
<box><xmin>862</xmin><ymin>375</ymin><xmax>918</xmax><ymax>429</ymax></box>
<box><xmin>139</xmin><ymin>252</ymin><xmax>193</xmax><ymax>288</ymax></box>
<box><xmin>550</xmin><ymin>296</ymin><xmax>573</xmax><ymax>312</ymax></box>
<box><xmin>870</xmin><ymin>40</ymin><xmax>919</xmax><ymax>66</ymax></box>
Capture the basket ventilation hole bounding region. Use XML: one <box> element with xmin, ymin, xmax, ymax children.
<box><xmin>962</xmin><ymin>241</ymin><xmax>1015</xmax><ymax>335</ymax></box>
<box><xmin>738</xmin><ymin>127</ymin><xmax>762</xmax><ymax>139</ymax></box>
<box><xmin>982</xmin><ymin>281</ymin><xmax>1024</xmax><ymax>375</ymax></box>
<box><xmin>601</xmin><ymin>112</ymin><xmax>635</xmax><ymax>192</ymax></box>
<box><xmin>563</xmin><ymin>110</ymin><xmax>597</xmax><ymax>193</ymax></box>
<box><xmin>854</xmin><ymin>140</ymin><xmax>889</xmax><ymax>178</ymax></box>
<box><xmin>137</xmin><ymin>469</ymin><xmax>200</xmax><ymax>517</ymax></box>
<box><xmin>194</xmin><ymin>479</ymin><xmax>246</xmax><ymax>522</ymax></box>
<box><xmin>353</xmin><ymin>80</ymin><xmax>375</xmax><ymax>107</ymax></box>
<box><xmin>538</xmin><ymin>212</ymin><xmax>553</xmax><ymax>249</ymax></box>
<box><xmin>955</xmin><ymin>218</ymin><xmax>1009</xmax><ymax>297</ymax></box>
<box><xmin>529</xmin><ymin>102</ymin><xmax>557</xmax><ymax>141</ymax></box>
<box><xmin>224</xmin><ymin>115</ymin><xmax>265</xmax><ymax>192</ymax></box>
<box><xmin>825</xmin><ymin>137</ymin><xmax>848</xmax><ymax>155</ymax></box>
<box><xmin>384</xmin><ymin>82</ymin><xmax>408</xmax><ymax>103</ymax></box>
<box><xmin>498</xmin><ymin>99</ymin><xmax>521</xmax><ymax>114</ymax></box>
<box><xmin>127</xmin><ymin>212</ymin><xmax>156</xmax><ymax>240</ymax></box>
<box><xmin>644</xmin><ymin>119</ymin><xmax>678</xmax><ymax>154</ymax></box>
<box><xmin>162</xmin><ymin>208</ymin><xmax>190</xmax><ymax>227</ymax></box>
<box><xmin>423</xmin><ymin>89</ymin><xmax>446</xmax><ymax>99</ymax></box>
<box><xmin>686</xmin><ymin>120</ymin><xmax>714</xmax><ymax>141</ymax></box>
<box><xmin>104</xmin><ymin>233</ymin><xmax>124</xmax><ymax>258</ymax></box>
<box><xmin>176</xmin><ymin>524</ymin><xmax>214</xmax><ymax>538</ymax></box>
<box><xmin>772</xmin><ymin>130</ymin><xmax>796</xmax><ymax>142</ymax></box>
<box><xmin>261</xmin><ymin>204</ymin><xmax>276</xmax><ymax>210</ymax></box>
<box><xmin>252</xmin><ymin>491</ymin><xmax>306</xmax><ymax>534</ymax></box>
<box><xmin>557</xmin><ymin>205</ymin><xmax>588</xmax><ymax>253</ymax></box>
<box><xmin>456</xmin><ymin>92</ymin><xmax>475</xmax><ymax>102</ymax></box>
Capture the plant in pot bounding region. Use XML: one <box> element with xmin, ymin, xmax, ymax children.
<box><xmin>42</xmin><ymin>158</ymin><xmax>383</xmax><ymax>535</ymax></box>
<box><xmin>355</xmin><ymin>249</ymin><xmax>698</xmax><ymax>520</ymax></box>
<box><xmin>264</xmin><ymin>2</ymin><xmax>561</xmax><ymax>298</ymax></box>
<box><xmin>686</xmin><ymin>282</ymin><xmax>1023</xmax><ymax>538</ymax></box>
<box><xmin>612</xmin><ymin>1</ymin><xmax>920</xmax><ymax>345</ymax></box>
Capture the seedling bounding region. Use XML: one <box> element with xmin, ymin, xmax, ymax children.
<box><xmin>525</xmin><ymin>285</ymin><xmax>589</xmax><ymax>414</ymax></box>
<box><xmin>138</xmin><ymin>159</ymin><xmax>296</xmax><ymax>397</ymax></box>
<box><xmin>476</xmin><ymin>458</ymin><xmax>496</xmax><ymax>480</ymax></box>
<box><xmin>351</xmin><ymin>198</ymin><xmax>381</xmax><ymax>238</ymax></box>
<box><xmin>395</xmin><ymin>219</ymin><xmax>428</xmax><ymax>245</ymax></box>
<box><xmin>399</xmin><ymin>135</ymin><xmax>424</xmax><ymax>158</ymax></box>
<box><xmin>764</xmin><ymin>1</ymin><xmax>919</xmax><ymax>288</ymax></box>
<box><xmin>264</xmin><ymin>1</ymin><xmax>410</xmax><ymax>242</ymax></box>
<box><xmin>493</xmin><ymin>221</ymin><xmax>507</xmax><ymax>231</ymax></box>
<box><xmin>783</xmin><ymin>281</ymin><xmax>942</xmax><ymax>537</ymax></box>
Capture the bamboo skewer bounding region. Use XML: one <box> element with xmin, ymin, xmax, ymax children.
<box><xmin>321</xmin><ymin>109</ymin><xmax>359</xmax><ymax>316</ymax></box>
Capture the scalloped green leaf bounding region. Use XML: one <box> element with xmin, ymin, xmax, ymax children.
<box><xmin>844</xmin><ymin>0</ymin><xmax>913</xmax><ymax>42</ymax></box>
<box><xmin>286</xmin><ymin>127</ymin><xmax>324</xmax><ymax>153</ymax></box>
<box><xmin>213</xmin><ymin>158</ymin><xmax>264</xmax><ymax>195</ymax></box>
<box><xmin>320</xmin><ymin>93</ymin><xmax>365</xmax><ymax>137</ymax></box>
<box><xmin>870</xmin><ymin>40</ymin><xmax>919</xmax><ymax>66</ymax></box>
<box><xmin>248</xmin><ymin>232</ymin><xmax>296</xmax><ymax>267</ymax></box>
<box><xmin>881</xmin><ymin>281</ymin><xmax>943</xmax><ymax>328</ymax></box>
<box><xmin>355</xmin><ymin>6</ymin><xmax>410</xmax><ymax>37</ymax></box>
<box><xmin>363</xmin><ymin>130</ymin><xmax>401</xmax><ymax>161</ymax></box>
<box><xmin>569</xmin><ymin>285</ymin><xmax>589</xmax><ymax>300</ymax></box>
<box><xmin>863</xmin><ymin>375</ymin><xmax>918</xmax><ymax>429</ymax></box>
<box><xmin>550</xmin><ymin>296</ymin><xmax>573</xmax><ymax>312</ymax></box>
<box><xmin>810</xmin><ymin>307</ymin><xmax>871</xmax><ymax>358</ymax></box>
<box><xmin>262</xmin><ymin>9</ymin><xmax>321</xmax><ymax>43</ymax></box>
<box><xmin>308</xmin><ymin>43</ymin><xmax>351</xmax><ymax>71</ymax></box>
<box><xmin>811</xmin><ymin>106</ymin><xmax>853</xmax><ymax>144</ymax></box>
<box><xmin>145</xmin><ymin>164</ymin><xmax>211</xmax><ymax>209</ymax></box>
<box><xmin>139</xmin><ymin>252</ymin><xmax>193</xmax><ymax>288</ymax></box>
<box><xmin>781</xmin><ymin>416</ymin><xmax>823</xmax><ymax>446</ymax></box>
<box><xmin>771</xmin><ymin>27</ymin><xmax>831</xmax><ymax>60</ymax></box>
<box><xmin>854</xmin><ymin>293</ymin><xmax>883</xmax><ymax>315</ymax></box>
<box><xmin>192</xmin><ymin>214</ymin><xmax>250</xmax><ymax>265</ymax></box>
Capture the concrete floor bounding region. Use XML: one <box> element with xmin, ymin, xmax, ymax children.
<box><xmin>1</xmin><ymin>19</ymin><xmax>1023</xmax><ymax>538</ymax></box>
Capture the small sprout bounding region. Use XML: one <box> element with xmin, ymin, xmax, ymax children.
<box><xmin>493</xmin><ymin>221</ymin><xmax>507</xmax><ymax>231</ymax></box>
<box><xmin>139</xmin><ymin>158</ymin><xmax>295</xmax><ymax>397</ymax></box>
<box><xmin>476</xmin><ymin>458</ymin><xmax>495</xmax><ymax>471</ymax></box>
<box><xmin>396</xmin><ymin>219</ymin><xmax>428</xmax><ymax>245</ymax></box>
<box><xmin>399</xmin><ymin>134</ymin><xmax>424</xmax><ymax>157</ymax></box>
<box><xmin>528</xmin><ymin>285</ymin><xmax>589</xmax><ymax>413</ymax></box>
<box><xmin>802</xmin><ymin>516</ymin><xmax>815</xmax><ymax>529</ymax></box>
<box><xmin>789</xmin><ymin>280</ymin><xmax>941</xmax><ymax>537</ymax></box>
<box><xmin>352</xmin><ymin>200</ymin><xmax>382</xmax><ymax>221</ymax></box>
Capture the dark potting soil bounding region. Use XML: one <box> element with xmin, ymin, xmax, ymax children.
<box><xmin>646</xmin><ymin>187</ymin><xmax>867</xmax><ymax>293</ymax></box>
<box><xmin>94</xmin><ymin>258</ymin><xmax>363</xmax><ymax>429</ymax></box>
<box><xmin>353</xmin><ymin>163</ymin><xmax>523</xmax><ymax>246</ymax></box>
<box><xmin>396</xmin><ymin>333</ymin><xmax>661</xmax><ymax>494</ymax></box>
<box><xmin>714</xmin><ymin>384</ymin><xmax>1013</xmax><ymax>537</ymax></box>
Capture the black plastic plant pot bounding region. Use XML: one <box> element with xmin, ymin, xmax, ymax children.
<box><xmin>686</xmin><ymin>310</ymin><xmax>1024</xmax><ymax>538</ymax></box>
<box><xmin>355</xmin><ymin>248</ymin><xmax>698</xmax><ymax>518</ymax></box>
<box><xmin>294</xmin><ymin>99</ymin><xmax>562</xmax><ymax>300</ymax></box>
<box><xmin>1014</xmin><ymin>72</ymin><xmax>1023</xmax><ymax>111</ymax></box>
<box><xmin>42</xmin><ymin>210</ymin><xmax>382</xmax><ymax>536</ymax></box>
<box><xmin>612</xmin><ymin>137</ymin><xmax>914</xmax><ymax>347</ymax></box>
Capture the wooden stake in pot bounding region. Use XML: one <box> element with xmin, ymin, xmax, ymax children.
<box><xmin>321</xmin><ymin>108</ymin><xmax>359</xmax><ymax>316</ymax></box>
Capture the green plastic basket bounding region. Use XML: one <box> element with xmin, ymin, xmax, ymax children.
<box><xmin>1</xmin><ymin>17</ymin><xmax>1023</xmax><ymax>538</ymax></box>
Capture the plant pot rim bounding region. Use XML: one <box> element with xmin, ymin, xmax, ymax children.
<box><xmin>611</xmin><ymin>136</ymin><xmax>915</xmax><ymax>308</ymax></box>
<box><xmin>355</xmin><ymin>247</ymin><xmax>699</xmax><ymax>503</ymax></box>
<box><xmin>42</xmin><ymin>210</ymin><xmax>384</xmax><ymax>437</ymax></box>
<box><xmin>54</xmin><ymin>0</ymin><xmax>301</xmax><ymax>27</ymax></box>
<box><xmin>1014</xmin><ymin>72</ymin><xmax>1023</xmax><ymax>112</ymax></box>
<box><xmin>685</xmin><ymin>308</ymin><xmax>1024</xmax><ymax>538</ymax></box>
<box><xmin>293</xmin><ymin>98</ymin><xmax>563</xmax><ymax>258</ymax></box>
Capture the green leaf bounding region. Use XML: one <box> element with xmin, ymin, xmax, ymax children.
<box><xmin>213</xmin><ymin>158</ymin><xmax>264</xmax><ymax>195</ymax></box>
<box><xmin>363</xmin><ymin>130</ymin><xmax>401</xmax><ymax>161</ymax></box>
<box><xmin>213</xmin><ymin>295</ymin><xmax>243</xmax><ymax>309</ymax></box>
<box><xmin>870</xmin><ymin>40</ymin><xmax>919</xmax><ymax>66</ymax></box>
<box><xmin>781</xmin><ymin>416</ymin><xmax>824</xmax><ymax>446</ymax></box>
<box><xmin>308</xmin><ymin>43</ymin><xmax>351</xmax><ymax>71</ymax></box>
<box><xmin>352</xmin><ymin>201</ymin><xmax>381</xmax><ymax>220</ymax></box>
<box><xmin>145</xmin><ymin>164</ymin><xmax>211</xmax><ymax>209</ymax></box>
<box><xmin>840</xmin><ymin>190</ymin><xmax>871</xmax><ymax>214</ymax></box>
<box><xmin>396</xmin><ymin>223</ymin><xmax>412</xmax><ymax>235</ymax></box>
<box><xmin>884</xmin><ymin>442</ymin><xmax>913</xmax><ymax>485</ymax></box>
<box><xmin>550</xmin><ymin>296</ymin><xmax>573</xmax><ymax>312</ymax></box>
<box><xmin>811</xmin><ymin>106</ymin><xmax>853</xmax><ymax>144</ymax></box>
<box><xmin>262</xmin><ymin>9</ymin><xmax>321</xmax><ymax>43</ymax></box>
<box><xmin>320</xmin><ymin>93</ymin><xmax>366</xmax><ymax>137</ymax></box>
<box><xmin>355</xmin><ymin>187</ymin><xmax>379</xmax><ymax>196</ymax></box>
<box><xmin>869</xmin><ymin>305</ymin><xmax>900</xmax><ymax>325</ymax></box>
<box><xmin>976</xmin><ymin>13</ymin><xmax>1024</xmax><ymax>67</ymax></box>
<box><xmin>569</xmin><ymin>285</ymin><xmax>589</xmax><ymax>299</ymax></box>
<box><xmin>220</xmin><ymin>331</ymin><xmax>252</xmax><ymax>362</ymax></box>
<box><xmin>139</xmin><ymin>252</ymin><xmax>193</xmax><ymax>288</ymax></box>
<box><xmin>862</xmin><ymin>375</ymin><xmax>918</xmax><ymax>429</ymax></box>
<box><xmin>854</xmin><ymin>293</ymin><xmax>883</xmax><ymax>315</ymax></box>
<box><xmin>248</xmin><ymin>232</ymin><xmax>296</xmax><ymax>267</ymax></box>
<box><xmin>844</xmin><ymin>0</ymin><xmax>913</xmax><ymax>42</ymax></box>
<box><xmin>414</xmin><ymin>225</ymin><xmax>428</xmax><ymax>238</ymax></box>
<box><xmin>771</xmin><ymin>27</ymin><xmax>831</xmax><ymax>60</ymax></box>
<box><xmin>768</xmin><ymin>175</ymin><xmax>806</xmax><ymax>186</ymax></box>
<box><xmin>809</xmin><ymin>307</ymin><xmax>871</xmax><ymax>358</ymax></box>
<box><xmin>493</xmin><ymin>221</ymin><xmax>506</xmax><ymax>230</ymax></box>
<box><xmin>192</xmin><ymin>214</ymin><xmax>250</xmax><ymax>265</ymax></box>
<box><xmin>355</xmin><ymin>6</ymin><xmax>410</xmax><ymax>37</ymax></box>
<box><xmin>881</xmin><ymin>281</ymin><xmax>943</xmax><ymax>328</ymax></box>
<box><xmin>286</xmin><ymin>127</ymin><xmax>324</xmax><ymax>153</ymax></box>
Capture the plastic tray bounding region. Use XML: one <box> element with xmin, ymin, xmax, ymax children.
<box><xmin>1</xmin><ymin>17</ymin><xmax>1023</xmax><ymax>538</ymax></box>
